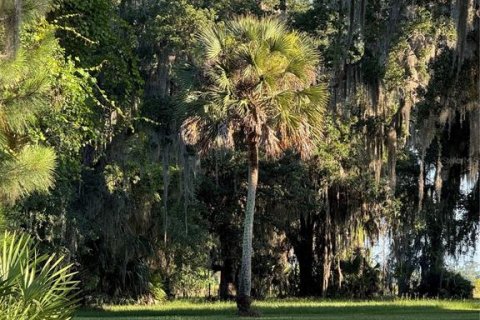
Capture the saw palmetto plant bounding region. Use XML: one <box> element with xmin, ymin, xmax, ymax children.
<box><xmin>0</xmin><ymin>232</ymin><xmax>79</xmax><ymax>320</ymax></box>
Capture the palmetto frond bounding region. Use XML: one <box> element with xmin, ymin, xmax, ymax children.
<box><xmin>197</xmin><ymin>23</ymin><xmax>228</xmax><ymax>61</ymax></box>
<box><xmin>0</xmin><ymin>232</ymin><xmax>79</xmax><ymax>320</ymax></box>
<box><xmin>181</xmin><ymin>15</ymin><xmax>328</xmax><ymax>159</ymax></box>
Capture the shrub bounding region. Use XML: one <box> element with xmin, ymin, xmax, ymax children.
<box><xmin>418</xmin><ymin>270</ymin><xmax>473</xmax><ymax>299</ymax></box>
<box><xmin>150</xmin><ymin>272</ymin><xmax>167</xmax><ymax>302</ymax></box>
<box><xmin>0</xmin><ymin>232</ymin><xmax>79</xmax><ymax>319</ymax></box>
<box><xmin>336</xmin><ymin>249</ymin><xmax>381</xmax><ymax>299</ymax></box>
<box><xmin>439</xmin><ymin>271</ymin><xmax>474</xmax><ymax>299</ymax></box>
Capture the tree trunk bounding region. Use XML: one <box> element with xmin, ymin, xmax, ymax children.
<box><xmin>145</xmin><ymin>50</ymin><xmax>172</xmax><ymax>99</ymax></box>
<box><xmin>162</xmin><ymin>146</ymin><xmax>170</xmax><ymax>245</ymax></box>
<box><xmin>3</xmin><ymin>0</ymin><xmax>21</xmax><ymax>59</ymax></box>
<box><xmin>295</xmin><ymin>241</ymin><xmax>314</xmax><ymax>296</ymax></box>
<box><xmin>293</xmin><ymin>213</ymin><xmax>315</xmax><ymax>296</ymax></box>
<box><xmin>236</xmin><ymin>140</ymin><xmax>259</xmax><ymax>315</ymax></box>
<box><xmin>219</xmin><ymin>257</ymin><xmax>234</xmax><ymax>300</ymax></box>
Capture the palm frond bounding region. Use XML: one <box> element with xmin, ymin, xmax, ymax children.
<box><xmin>197</xmin><ymin>23</ymin><xmax>226</xmax><ymax>61</ymax></box>
<box><xmin>0</xmin><ymin>232</ymin><xmax>79</xmax><ymax>320</ymax></box>
<box><xmin>181</xmin><ymin>15</ymin><xmax>329</xmax><ymax>159</ymax></box>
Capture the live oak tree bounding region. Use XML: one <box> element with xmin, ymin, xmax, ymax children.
<box><xmin>181</xmin><ymin>15</ymin><xmax>328</xmax><ymax>314</ymax></box>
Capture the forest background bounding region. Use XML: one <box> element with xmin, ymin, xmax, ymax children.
<box><xmin>0</xmin><ymin>0</ymin><xmax>479</xmax><ymax>304</ymax></box>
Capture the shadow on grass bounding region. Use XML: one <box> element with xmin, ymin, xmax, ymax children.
<box><xmin>77</xmin><ymin>303</ymin><xmax>480</xmax><ymax>318</ymax></box>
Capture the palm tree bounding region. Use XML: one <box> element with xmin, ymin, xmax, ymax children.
<box><xmin>181</xmin><ymin>15</ymin><xmax>328</xmax><ymax>314</ymax></box>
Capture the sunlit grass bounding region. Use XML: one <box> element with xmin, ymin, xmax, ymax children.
<box><xmin>76</xmin><ymin>298</ymin><xmax>480</xmax><ymax>319</ymax></box>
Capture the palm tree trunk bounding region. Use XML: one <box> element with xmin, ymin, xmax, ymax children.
<box><xmin>162</xmin><ymin>146</ymin><xmax>170</xmax><ymax>245</ymax></box>
<box><xmin>237</xmin><ymin>139</ymin><xmax>259</xmax><ymax>314</ymax></box>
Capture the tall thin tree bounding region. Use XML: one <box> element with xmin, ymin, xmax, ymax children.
<box><xmin>181</xmin><ymin>16</ymin><xmax>328</xmax><ymax>314</ymax></box>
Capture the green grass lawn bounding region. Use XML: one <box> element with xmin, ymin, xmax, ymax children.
<box><xmin>76</xmin><ymin>299</ymin><xmax>480</xmax><ymax>320</ymax></box>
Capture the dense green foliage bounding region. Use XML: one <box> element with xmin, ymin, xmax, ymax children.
<box><xmin>0</xmin><ymin>18</ymin><xmax>57</xmax><ymax>204</ymax></box>
<box><xmin>0</xmin><ymin>0</ymin><xmax>478</xmax><ymax>311</ymax></box>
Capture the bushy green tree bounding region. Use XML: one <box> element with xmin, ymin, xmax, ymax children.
<box><xmin>0</xmin><ymin>4</ymin><xmax>59</xmax><ymax>206</ymax></box>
